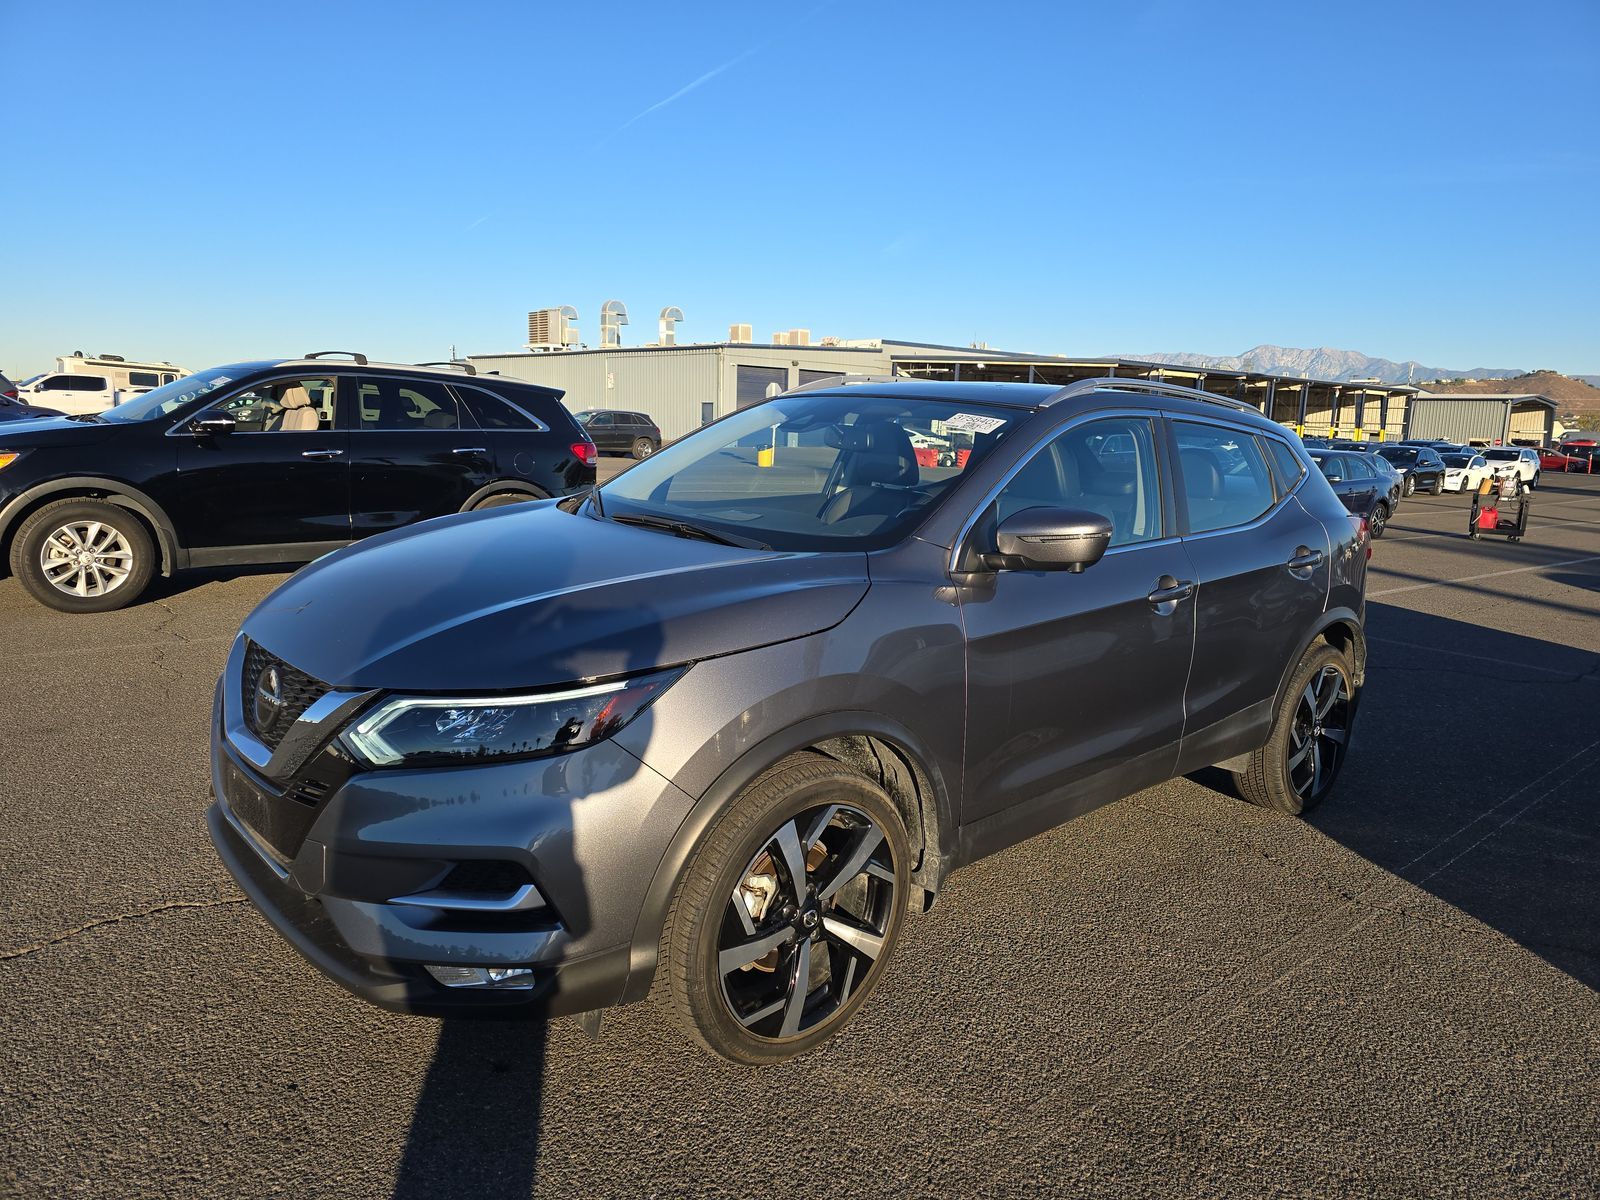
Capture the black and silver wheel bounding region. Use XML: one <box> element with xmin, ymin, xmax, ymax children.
<box><xmin>631</xmin><ymin>437</ymin><xmax>656</xmax><ymax>460</ymax></box>
<box><xmin>1233</xmin><ymin>642</ymin><xmax>1355</xmax><ymax>816</ymax></box>
<box><xmin>1403</xmin><ymin>475</ymin><xmax>1416</xmax><ymax>497</ymax></box>
<box><xmin>1369</xmin><ymin>502</ymin><xmax>1388</xmax><ymax>539</ymax></box>
<box><xmin>1429</xmin><ymin>475</ymin><xmax>1444</xmax><ymax>496</ymax></box>
<box><xmin>9</xmin><ymin>498</ymin><xmax>155</xmax><ymax>613</ymax></box>
<box><xmin>663</xmin><ymin>754</ymin><xmax>909</xmax><ymax>1064</ymax></box>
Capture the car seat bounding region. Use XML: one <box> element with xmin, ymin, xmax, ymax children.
<box><xmin>275</xmin><ymin>385</ymin><xmax>320</xmax><ymax>432</ymax></box>
<box><xmin>819</xmin><ymin>424</ymin><xmax>920</xmax><ymax>527</ymax></box>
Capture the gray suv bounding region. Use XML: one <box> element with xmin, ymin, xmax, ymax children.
<box><xmin>208</xmin><ymin>377</ymin><xmax>1367</xmax><ymax>1064</ymax></box>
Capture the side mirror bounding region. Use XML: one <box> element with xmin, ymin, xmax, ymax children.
<box><xmin>189</xmin><ymin>415</ymin><xmax>236</xmax><ymax>437</ymax></box>
<box><xmin>985</xmin><ymin>507</ymin><xmax>1113</xmax><ymax>573</ymax></box>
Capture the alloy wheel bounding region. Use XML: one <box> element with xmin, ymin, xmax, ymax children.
<box><xmin>39</xmin><ymin>520</ymin><xmax>135</xmax><ymax>598</ymax></box>
<box><xmin>1287</xmin><ymin>663</ymin><xmax>1350</xmax><ymax>801</ymax></box>
<box><xmin>717</xmin><ymin>802</ymin><xmax>897</xmax><ymax>1040</ymax></box>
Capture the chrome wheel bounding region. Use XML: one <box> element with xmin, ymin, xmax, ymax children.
<box><xmin>38</xmin><ymin>520</ymin><xmax>134</xmax><ymax>598</ymax></box>
<box><xmin>717</xmin><ymin>803</ymin><xmax>897</xmax><ymax>1040</ymax></box>
<box><xmin>1287</xmin><ymin>663</ymin><xmax>1350</xmax><ymax>802</ymax></box>
<box><xmin>1370</xmin><ymin>504</ymin><xmax>1387</xmax><ymax>538</ymax></box>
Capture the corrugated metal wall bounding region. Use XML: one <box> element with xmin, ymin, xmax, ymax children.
<box><xmin>1407</xmin><ymin>399</ymin><xmax>1510</xmax><ymax>443</ymax></box>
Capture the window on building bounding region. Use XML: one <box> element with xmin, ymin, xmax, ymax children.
<box><xmin>798</xmin><ymin>370</ymin><xmax>841</xmax><ymax>389</ymax></box>
<box><xmin>701</xmin><ymin>402</ymin><xmax>715</xmax><ymax>426</ymax></box>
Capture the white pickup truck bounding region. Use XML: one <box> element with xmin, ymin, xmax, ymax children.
<box><xmin>16</xmin><ymin>354</ymin><xmax>188</xmax><ymax>416</ymax></box>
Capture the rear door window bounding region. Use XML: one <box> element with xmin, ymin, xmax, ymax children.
<box><xmin>1174</xmin><ymin>421</ymin><xmax>1277</xmax><ymax>534</ymax></box>
<box><xmin>357</xmin><ymin>379</ymin><xmax>464</xmax><ymax>430</ymax></box>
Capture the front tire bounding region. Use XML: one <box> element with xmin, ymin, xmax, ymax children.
<box><xmin>9</xmin><ymin>498</ymin><xmax>156</xmax><ymax>613</ymax></box>
<box><xmin>1232</xmin><ymin>642</ymin><xmax>1355</xmax><ymax>816</ymax></box>
<box><xmin>662</xmin><ymin>754</ymin><xmax>910</xmax><ymax>1064</ymax></box>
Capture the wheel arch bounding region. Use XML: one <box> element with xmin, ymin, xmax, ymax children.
<box><xmin>0</xmin><ymin>478</ymin><xmax>180</xmax><ymax>576</ymax></box>
<box><xmin>459</xmin><ymin>480</ymin><xmax>550</xmax><ymax>511</ymax></box>
<box><xmin>619</xmin><ymin>710</ymin><xmax>956</xmax><ymax>1005</ymax></box>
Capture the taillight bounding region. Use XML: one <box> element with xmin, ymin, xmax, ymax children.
<box><xmin>1359</xmin><ymin>517</ymin><xmax>1373</xmax><ymax>559</ymax></box>
<box><xmin>571</xmin><ymin>441</ymin><xmax>597</xmax><ymax>466</ymax></box>
<box><xmin>2</xmin><ymin>389</ymin><xmax>16</xmax><ymax>399</ymax></box>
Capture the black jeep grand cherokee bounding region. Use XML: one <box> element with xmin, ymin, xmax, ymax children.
<box><xmin>0</xmin><ymin>353</ymin><xmax>596</xmax><ymax>612</ymax></box>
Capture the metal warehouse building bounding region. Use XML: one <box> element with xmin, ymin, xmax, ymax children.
<box><xmin>467</xmin><ymin>336</ymin><xmax>1419</xmax><ymax>443</ymax></box>
<box><xmin>1405</xmin><ymin>393</ymin><xmax>1558</xmax><ymax>446</ymax></box>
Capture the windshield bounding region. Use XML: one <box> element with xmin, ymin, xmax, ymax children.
<box><xmin>1442</xmin><ymin>454</ymin><xmax>1476</xmax><ymax>466</ymax></box>
<box><xmin>1376</xmin><ymin>447</ymin><xmax>1417</xmax><ymax>464</ymax></box>
<box><xmin>598</xmin><ymin>392</ymin><xmax>1020</xmax><ymax>551</ymax></box>
<box><xmin>1483</xmin><ymin>449</ymin><xmax>1519</xmax><ymax>461</ymax></box>
<box><xmin>95</xmin><ymin>367</ymin><xmax>245</xmax><ymax>423</ymax></box>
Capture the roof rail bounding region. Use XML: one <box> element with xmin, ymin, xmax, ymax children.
<box><xmin>415</xmin><ymin>360</ymin><xmax>477</xmax><ymax>375</ymax></box>
<box><xmin>781</xmin><ymin>373</ymin><xmax>905</xmax><ymax>395</ymax></box>
<box><xmin>1044</xmin><ymin>375</ymin><xmax>1262</xmax><ymax>415</ymax></box>
<box><xmin>302</xmin><ymin>350</ymin><xmax>369</xmax><ymax>365</ymax></box>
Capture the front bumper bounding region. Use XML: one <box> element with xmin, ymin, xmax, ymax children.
<box><xmin>206</xmin><ymin>658</ymin><xmax>696</xmax><ymax>1019</ymax></box>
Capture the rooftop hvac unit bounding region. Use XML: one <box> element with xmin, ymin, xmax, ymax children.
<box><xmin>729</xmin><ymin>323</ymin><xmax>753</xmax><ymax>343</ymax></box>
<box><xmin>772</xmin><ymin>332</ymin><xmax>791</xmax><ymax>346</ymax></box>
<box><xmin>788</xmin><ymin>328</ymin><xmax>810</xmax><ymax>346</ymax></box>
<box><xmin>527</xmin><ymin>306</ymin><xmax>579</xmax><ymax>349</ymax></box>
<box><xmin>659</xmin><ymin>306</ymin><xmax>684</xmax><ymax>346</ymax></box>
<box><xmin>600</xmin><ymin>300</ymin><xmax>629</xmax><ymax>348</ymax></box>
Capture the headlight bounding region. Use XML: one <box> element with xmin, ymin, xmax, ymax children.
<box><xmin>343</xmin><ymin>668</ymin><xmax>685</xmax><ymax>768</ymax></box>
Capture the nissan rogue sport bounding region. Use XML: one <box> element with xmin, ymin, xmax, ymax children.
<box><xmin>208</xmin><ymin>377</ymin><xmax>1367</xmax><ymax>1064</ymax></box>
<box><xmin>0</xmin><ymin>353</ymin><xmax>596</xmax><ymax>612</ymax></box>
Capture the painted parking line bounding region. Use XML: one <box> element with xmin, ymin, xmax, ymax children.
<box><xmin>1367</xmin><ymin>635</ymin><xmax>1600</xmax><ymax>678</ymax></box>
<box><xmin>1369</xmin><ymin>553</ymin><xmax>1600</xmax><ymax>597</ymax></box>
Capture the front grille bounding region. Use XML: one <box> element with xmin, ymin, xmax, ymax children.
<box><xmin>243</xmin><ymin>641</ymin><xmax>328</xmax><ymax>750</ymax></box>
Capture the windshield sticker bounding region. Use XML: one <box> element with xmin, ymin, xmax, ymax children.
<box><xmin>942</xmin><ymin>412</ymin><xmax>1007</xmax><ymax>435</ymax></box>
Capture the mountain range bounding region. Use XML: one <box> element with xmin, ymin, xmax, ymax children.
<box><xmin>1133</xmin><ymin>345</ymin><xmax>1525</xmax><ymax>385</ymax></box>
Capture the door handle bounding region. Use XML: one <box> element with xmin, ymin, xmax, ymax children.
<box><xmin>1286</xmin><ymin>548</ymin><xmax>1325</xmax><ymax>571</ymax></box>
<box><xmin>451</xmin><ymin>447</ymin><xmax>489</xmax><ymax>456</ymax></box>
<box><xmin>300</xmin><ymin>449</ymin><xmax>344</xmax><ymax>460</ymax></box>
<box><xmin>1147</xmin><ymin>578</ymin><xmax>1196</xmax><ymax>607</ymax></box>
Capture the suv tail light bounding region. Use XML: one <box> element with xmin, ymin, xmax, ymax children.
<box><xmin>571</xmin><ymin>440</ymin><xmax>597</xmax><ymax>466</ymax></box>
<box><xmin>2</xmin><ymin>388</ymin><xmax>16</xmax><ymax>399</ymax></box>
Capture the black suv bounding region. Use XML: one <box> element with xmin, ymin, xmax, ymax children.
<box><xmin>1374</xmin><ymin>443</ymin><xmax>1446</xmax><ymax>496</ymax></box>
<box><xmin>0</xmin><ymin>354</ymin><xmax>596</xmax><ymax>612</ymax></box>
<box><xmin>209</xmin><ymin>377</ymin><xmax>1367</xmax><ymax>1064</ymax></box>
<box><xmin>575</xmin><ymin>409</ymin><xmax>662</xmax><ymax>459</ymax></box>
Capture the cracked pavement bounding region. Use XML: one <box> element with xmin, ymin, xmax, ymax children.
<box><xmin>1</xmin><ymin>469</ymin><xmax>1598</xmax><ymax>1198</ymax></box>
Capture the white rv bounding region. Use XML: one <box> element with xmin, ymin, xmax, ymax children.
<box><xmin>17</xmin><ymin>353</ymin><xmax>189</xmax><ymax>415</ymax></box>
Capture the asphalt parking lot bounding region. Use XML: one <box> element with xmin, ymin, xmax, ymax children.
<box><xmin>3</xmin><ymin>465</ymin><xmax>1597</xmax><ymax>1199</ymax></box>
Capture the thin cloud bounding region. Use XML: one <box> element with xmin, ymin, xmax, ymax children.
<box><xmin>462</xmin><ymin>214</ymin><xmax>491</xmax><ymax>233</ymax></box>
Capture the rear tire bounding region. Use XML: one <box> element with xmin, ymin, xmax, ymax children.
<box><xmin>9</xmin><ymin>498</ymin><xmax>156</xmax><ymax>613</ymax></box>
<box><xmin>1403</xmin><ymin>475</ymin><xmax>1416</xmax><ymax>497</ymax></box>
<box><xmin>1369</xmin><ymin>502</ymin><xmax>1389</xmax><ymax>538</ymax></box>
<box><xmin>662</xmin><ymin>754</ymin><xmax>910</xmax><ymax>1065</ymax></box>
<box><xmin>632</xmin><ymin>437</ymin><xmax>657</xmax><ymax>460</ymax></box>
<box><xmin>1429</xmin><ymin>475</ymin><xmax>1444</xmax><ymax>496</ymax></box>
<box><xmin>1233</xmin><ymin>642</ymin><xmax>1355</xmax><ymax>817</ymax></box>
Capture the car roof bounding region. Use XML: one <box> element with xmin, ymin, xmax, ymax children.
<box><xmin>791</xmin><ymin>377</ymin><xmax>1285</xmax><ymax>433</ymax></box>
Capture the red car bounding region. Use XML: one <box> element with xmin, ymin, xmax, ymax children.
<box><xmin>1541</xmin><ymin>441</ymin><xmax>1599</xmax><ymax>472</ymax></box>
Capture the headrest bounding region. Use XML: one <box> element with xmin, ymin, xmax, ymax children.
<box><xmin>279</xmin><ymin>385</ymin><xmax>312</xmax><ymax>410</ymax></box>
<box><xmin>423</xmin><ymin>409</ymin><xmax>456</xmax><ymax>429</ymax></box>
<box><xmin>1180</xmin><ymin>448</ymin><xmax>1222</xmax><ymax>497</ymax></box>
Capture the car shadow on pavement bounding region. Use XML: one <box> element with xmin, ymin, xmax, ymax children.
<box><xmin>1193</xmin><ymin>602</ymin><xmax>1600</xmax><ymax>990</ymax></box>
<box><xmin>393</xmin><ymin>1018</ymin><xmax>549</xmax><ymax>1199</ymax></box>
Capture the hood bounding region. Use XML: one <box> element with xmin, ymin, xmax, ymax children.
<box><xmin>242</xmin><ymin>502</ymin><xmax>870</xmax><ymax>691</ymax></box>
<box><xmin>0</xmin><ymin>415</ymin><xmax>119</xmax><ymax>444</ymax></box>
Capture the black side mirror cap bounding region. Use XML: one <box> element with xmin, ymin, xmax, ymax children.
<box><xmin>983</xmin><ymin>507</ymin><xmax>1114</xmax><ymax>573</ymax></box>
<box><xmin>189</xmin><ymin>415</ymin><xmax>236</xmax><ymax>436</ymax></box>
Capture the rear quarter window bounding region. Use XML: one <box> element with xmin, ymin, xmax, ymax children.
<box><xmin>1264</xmin><ymin>438</ymin><xmax>1306</xmax><ymax>493</ymax></box>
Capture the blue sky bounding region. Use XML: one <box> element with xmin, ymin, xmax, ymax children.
<box><xmin>2</xmin><ymin>0</ymin><xmax>1596</xmax><ymax>378</ymax></box>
